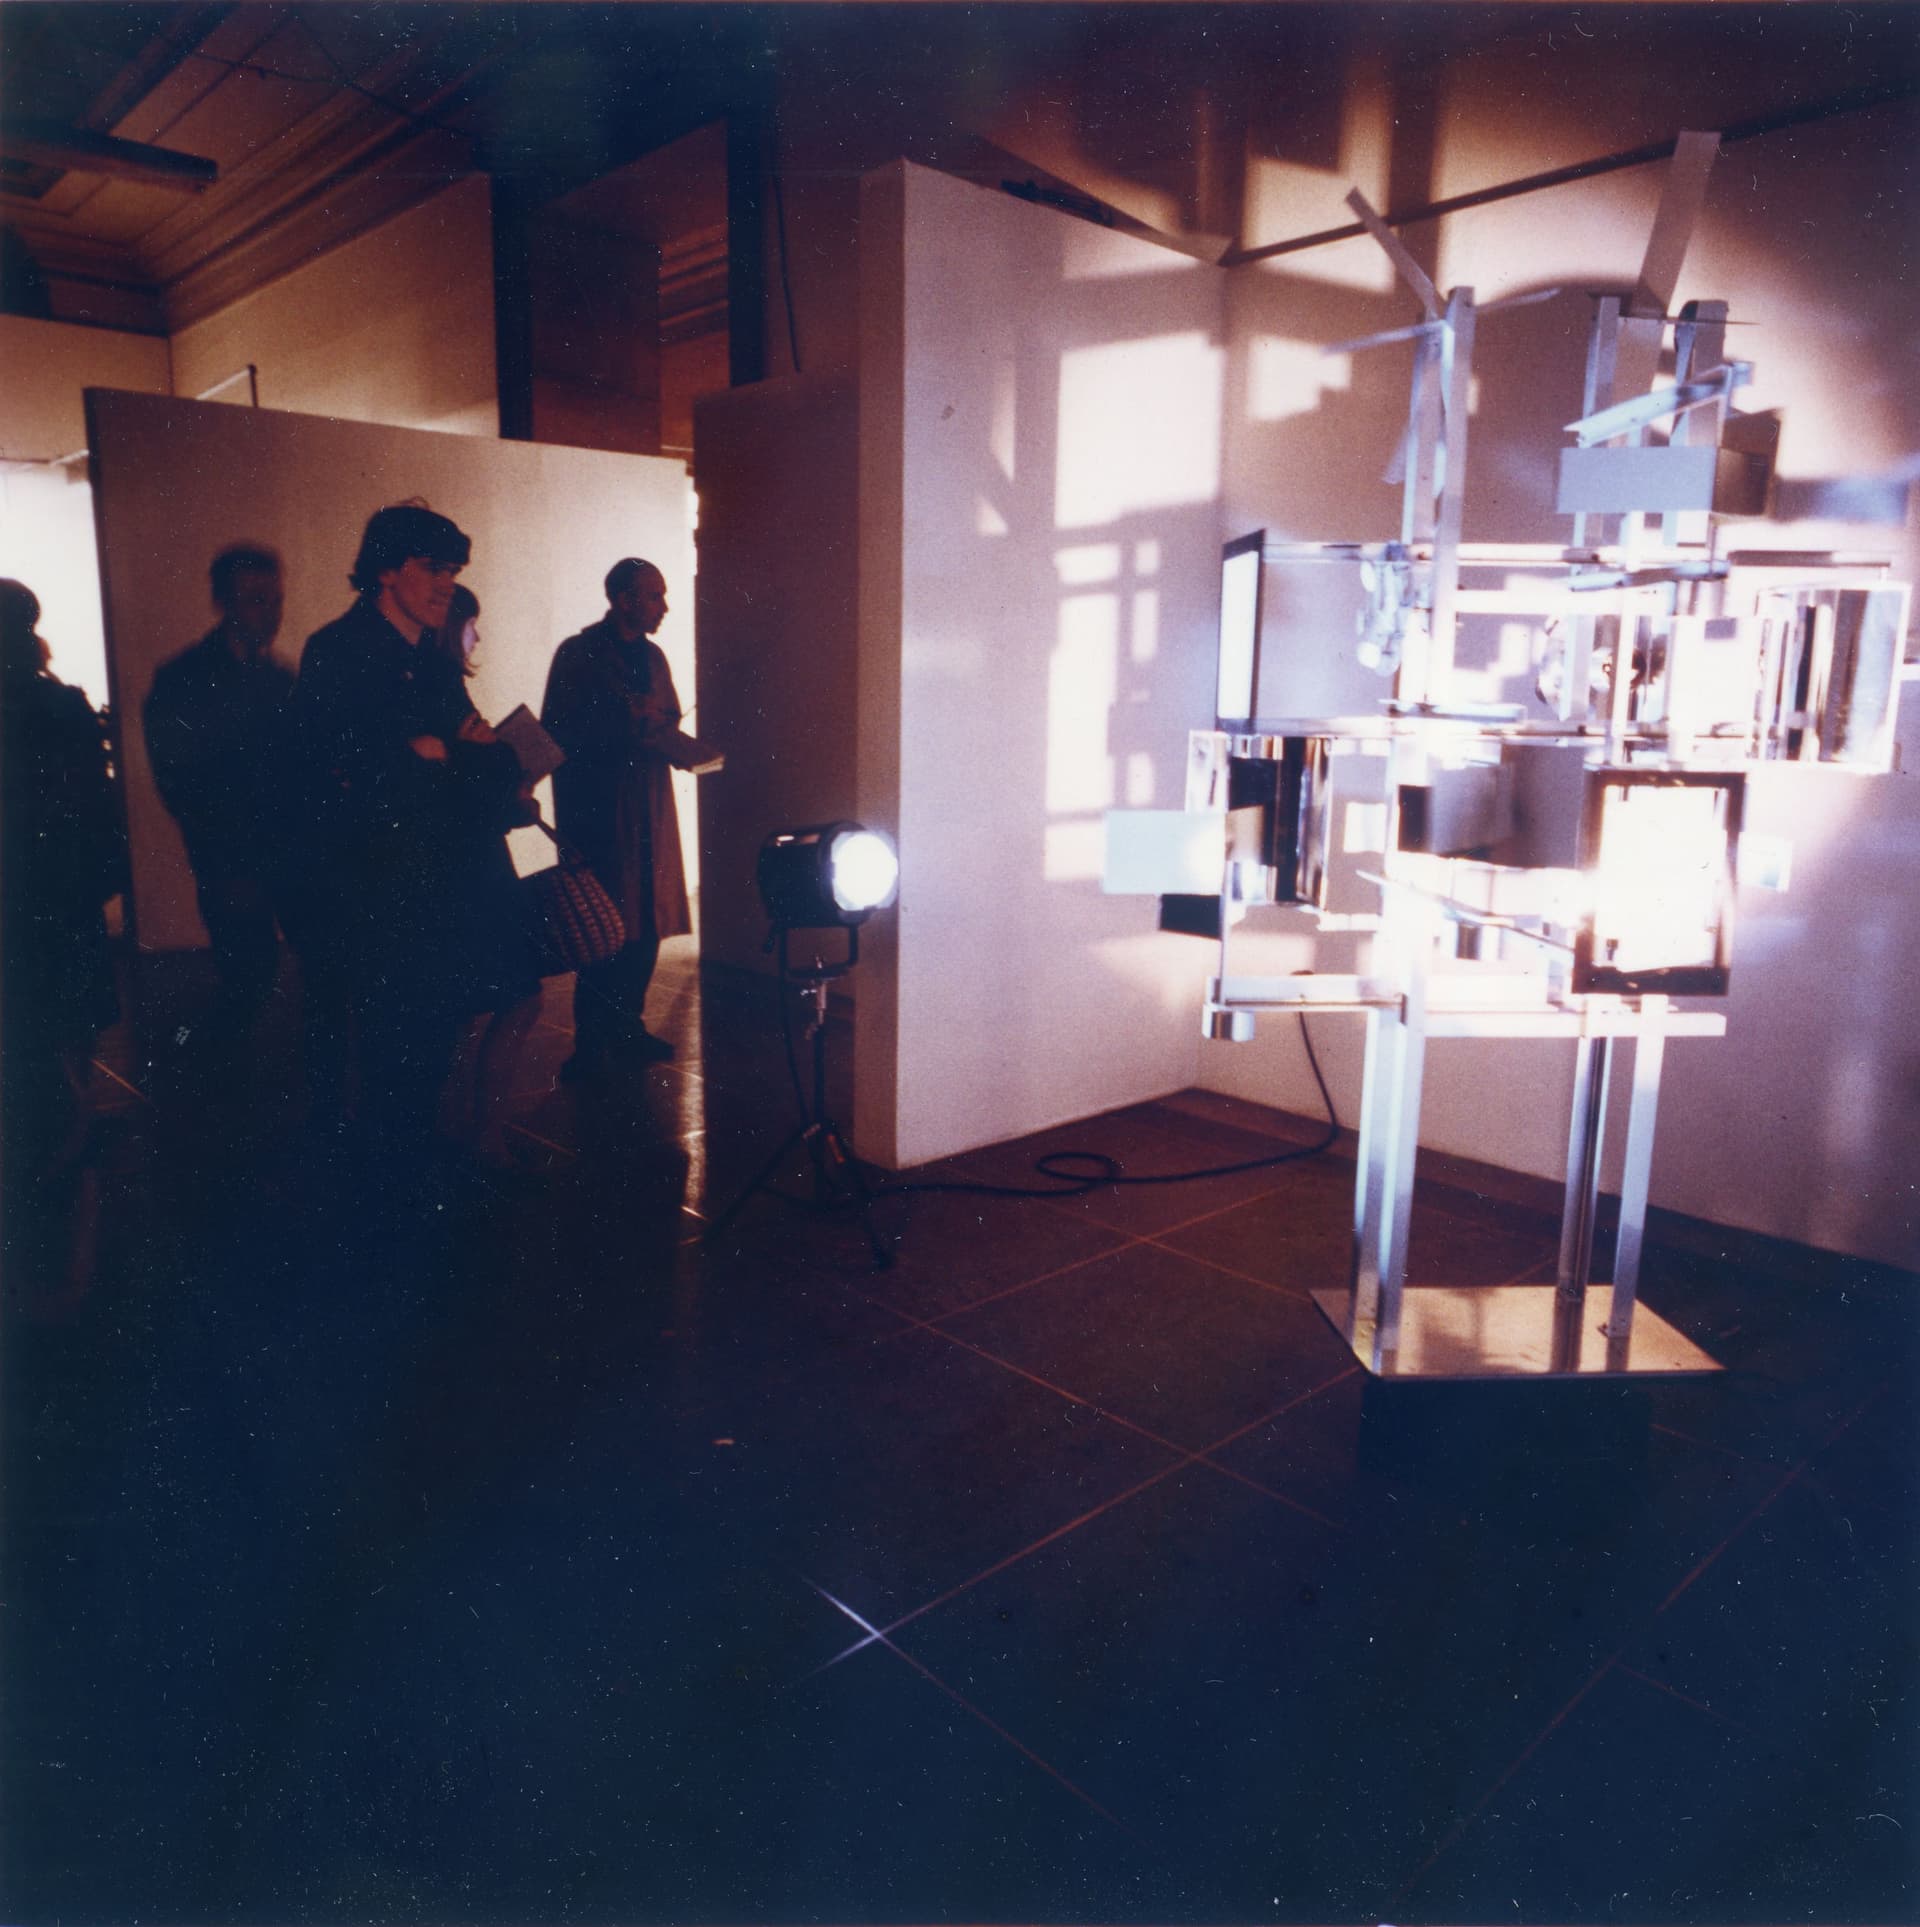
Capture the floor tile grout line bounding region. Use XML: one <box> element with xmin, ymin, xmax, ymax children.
<box><xmin>1654</xmin><ymin>1379</ymin><xmax>1889</xmax><ymax>1618</ymax></box>
<box><xmin>1187</xmin><ymin>1431</ymin><xmax>1346</xmax><ymax>1530</ymax></box>
<box><xmin>1820</xmin><ymin>1378</ymin><xmax>1892</xmax><ymax>1451</ymax></box>
<box><xmin>506</xmin><ymin>1121</ymin><xmax>578</xmax><ymax>1160</ymax></box>
<box><xmin>1394</xmin><ymin>1653</ymin><xmax>1621</xmax><ymax>1902</ymax></box>
<box><xmin>815</xmin><ymin>1364</ymin><xmax>1365</xmax><ymax>1671</ymax></box>
<box><xmin>1137</xmin><ymin>1230</ymin><xmax>1556</xmax><ymax>1306</ymax></box>
<box><xmin>89</xmin><ymin>1057</ymin><xmax>154</xmax><ymax>1107</ymax></box>
<box><xmin>1131</xmin><ymin>1170</ymin><xmax>1312</xmax><ymax>1241</ymax></box>
<box><xmin>1655</xmin><ymin>1457</ymin><xmax>1807</xmax><ymax>1616</ymax></box>
<box><xmin>1649</xmin><ymin>1420</ymin><xmax>1781</xmax><ymax>1470</ymax></box>
<box><xmin>1135</xmin><ymin>1235</ymin><xmax>1320</xmax><ymax>1305</ymax></box>
<box><xmin>850</xmin><ymin>1274</ymin><xmax>1358</xmax><ymax>1531</ymax></box>
<box><xmin>806</xmin><ymin>1583</ymin><xmax>1118</xmax><ymax>1824</ymax></box>
<box><xmin>1200</xmin><ymin>1363</ymin><xmax>1364</xmax><ymax>1456</ymax></box>
<box><xmin>916</xmin><ymin>1231</ymin><xmax>1158</xmax><ymax>1330</ymax></box>
<box><xmin>921</xmin><ymin>1326</ymin><xmax>1208</xmax><ymax>1461</ymax></box>
<box><xmin>1400</xmin><ymin>1371</ymin><xmax>1899</xmax><ymax>1901</ymax></box>
<box><xmin>810</xmin><ymin>1460</ymin><xmax>1189</xmax><ymax>1674</ymax></box>
<box><xmin>1611</xmin><ymin>1660</ymin><xmax>1765</xmax><ymax>1738</ymax></box>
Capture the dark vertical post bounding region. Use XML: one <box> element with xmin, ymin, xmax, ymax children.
<box><xmin>726</xmin><ymin>87</ymin><xmax>770</xmax><ymax>389</ymax></box>
<box><xmin>491</xmin><ymin>174</ymin><xmax>534</xmax><ymax>440</ymax></box>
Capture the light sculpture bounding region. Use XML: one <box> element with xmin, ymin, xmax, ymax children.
<box><xmin>1104</xmin><ymin>132</ymin><xmax>1911</xmax><ymax>1380</ymax></box>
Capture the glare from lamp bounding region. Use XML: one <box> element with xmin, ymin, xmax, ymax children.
<box><xmin>1589</xmin><ymin>783</ymin><xmax>1726</xmax><ymax>974</ymax></box>
<box><xmin>756</xmin><ymin>820</ymin><xmax>899</xmax><ymax>930</ymax></box>
<box><xmin>830</xmin><ymin>829</ymin><xmax>899</xmax><ymax>916</ymax></box>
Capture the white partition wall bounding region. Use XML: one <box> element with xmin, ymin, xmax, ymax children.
<box><xmin>691</xmin><ymin>373</ymin><xmax>861</xmax><ymax>977</ymax></box>
<box><xmin>86</xmin><ymin>389</ymin><xmax>694</xmax><ymax>953</ymax></box>
<box><xmin>855</xmin><ymin>162</ymin><xmax>1223</xmax><ymax>1169</ymax></box>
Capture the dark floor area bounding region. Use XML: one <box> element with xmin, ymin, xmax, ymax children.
<box><xmin>3</xmin><ymin>942</ymin><xmax>1914</xmax><ymax>1924</ymax></box>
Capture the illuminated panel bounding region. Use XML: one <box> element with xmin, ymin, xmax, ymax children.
<box><xmin>1216</xmin><ymin>531</ymin><xmax>1265</xmax><ymax>728</ymax></box>
<box><xmin>1573</xmin><ymin>769</ymin><xmax>1745</xmax><ymax>997</ymax></box>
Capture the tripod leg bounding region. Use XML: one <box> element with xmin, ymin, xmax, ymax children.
<box><xmin>818</xmin><ymin>1124</ymin><xmax>895</xmax><ymax>1270</ymax></box>
<box><xmin>703</xmin><ymin>1124</ymin><xmax>809</xmax><ymax>1248</ymax></box>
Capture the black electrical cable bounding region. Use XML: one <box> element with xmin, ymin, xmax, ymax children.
<box><xmin>875</xmin><ymin>1014</ymin><xmax>1340</xmax><ymax>1202</ymax></box>
<box><xmin>762</xmin><ymin>950</ymin><xmax>1339</xmax><ymax>1211</ymax></box>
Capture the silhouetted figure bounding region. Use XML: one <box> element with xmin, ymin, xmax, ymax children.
<box><xmin>424</xmin><ymin>583</ymin><xmax>543</xmax><ymax>1167</ymax></box>
<box><xmin>287</xmin><ymin>504</ymin><xmax>488</xmax><ymax>1161</ymax></box>
<box><xmin>1</xmin><ymin>579</ymin><xmax>125</xmax><ymax>1304</ymax></box>
<box><xmin>541</xmin><ymin>557</ymin><xmax>690</xmax><ymax>1079</ymax></box>
<box><xmin>143</xmin><ymin>544</ymin><xmax>294</xmax><ymax>1009</ymax></box>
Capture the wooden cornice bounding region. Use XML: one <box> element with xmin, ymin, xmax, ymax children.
<box><xmin>159</xmin><ymin>120</ymin><xmax>479</xmax><ymax>330</ymax></box>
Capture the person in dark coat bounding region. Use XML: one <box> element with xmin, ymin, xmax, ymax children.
<box><xmin>142</xmin><ymin>544</ymin><xmax>294</xmax><ymax>1009</ymax></box>
<box><xmin>2</xmin><ymin>580</ymin><xmax>126</xmax><ymax>1299</ymax></box>
<box><xmin>540</xmin><ymin>557</ymin><xmax>691</xmax><ymax>1079</ymax></box>
<box><xmin>424</xmin><ymin>583</ymin><xmax>542</xmax><ymax>1166</ymax></box>
<box><xmin>286</xmin><ymin>503</ymin><xmax>517</xmax><ymax>1158</ymax></box>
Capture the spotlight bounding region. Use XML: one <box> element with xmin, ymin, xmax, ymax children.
<box><xmin>706</xmin><ymin>820</ymin><xmax>901</xmax><ymax>1270</ymax></box>
<box><xmin>756</xmin><ymin>821</ymin><xmax>899</xmax><ymax>929</ymax></box>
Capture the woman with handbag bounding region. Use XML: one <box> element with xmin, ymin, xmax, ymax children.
<box><xmin>426</xmin><ymin>585</ymin><xmax>545</xmax><ymax>1169</ymax></box>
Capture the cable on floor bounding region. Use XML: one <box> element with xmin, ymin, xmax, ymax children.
<box><xmin>766</xmin><ymin>951</ymin><xmax>1339</xmax><ymax>1206</ymax></box>
<box><xmin>877</xmin><ymin>1014</ymin><xmax>1340</xmax><ymax>1200</ymax></box>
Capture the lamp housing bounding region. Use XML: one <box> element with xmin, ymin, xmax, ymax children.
<box><xmin>757</xmin><ymin>821</ymin><xmax>899</xmax><ymax>930</ymax></box>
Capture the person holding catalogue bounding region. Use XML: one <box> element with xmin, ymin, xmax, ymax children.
<box><xmin>540</xmin><ymin>557</ymin><xmax>691</xmax><ymax>1079</ymax></box>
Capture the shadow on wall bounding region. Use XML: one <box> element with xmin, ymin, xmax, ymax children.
<box><xmin>881</xmin><ymin>163</ymin><xmax>1225</xmax><ymax>1161</ymax></box>
<box><xmin>1658</xmin><ymin>722</ymin><xmax>1920</xmax><ymax>1270</ymax></box>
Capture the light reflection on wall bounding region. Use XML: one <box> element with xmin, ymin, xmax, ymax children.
<box><xmin>0</xmin><ymin>469</ymin><xmax>109</xmax><ymax>703</ymax></box>
<box><xmin>1054</xmin><ymin>333</ymin><xmax>1223</xmax><ymax>530</ymax></box>
<box><xmin>1046</xmin><ymin>591</ymin><xmax>1118</xmax><ymax>818</ymax></box>
<box><xmin>1240</xmin><ymin>50</ymin><xmax>1394</xmax><ymax>297</ymax></box>
<box><xmin>1047</xmin><ymin>333</ymin><xmax>1223</xmax><ymax>882</ymax></box>
<box><xmin>1250</xmin><ymin>339</ymin><xmax>1353</xmax><ymax>424</ymax></box>
<box><xmin>991</xmin><ymin>357</ymin><xmax>1018</xmax><ymax>481</ymax></box>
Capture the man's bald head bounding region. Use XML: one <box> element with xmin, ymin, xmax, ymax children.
<box><xmin>605</xmin><ymin>557</ymin><xmax>668</xmax><ymax>641</ymax></box>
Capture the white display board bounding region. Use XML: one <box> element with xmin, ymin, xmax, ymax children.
<box><xmin>854</xmin><ymin>163</ymin><xmax>1223</xmax><ymax>1168</ymax></box>
<box><xmin>86</xmin><ymin>389</ymin><xmax>694</xmax><ymax>952</ymax></box>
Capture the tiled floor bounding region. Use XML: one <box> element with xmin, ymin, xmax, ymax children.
<box><xmin>3</xmin><ymin>941</ymin><xmax>1914</xmax><ymax>1923</ymax></box>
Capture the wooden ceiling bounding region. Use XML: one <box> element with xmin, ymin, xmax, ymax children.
<box><xmin>0</xmin><ymin>3</ymin><xmax>754</xmax><ymax>335</ymax></box>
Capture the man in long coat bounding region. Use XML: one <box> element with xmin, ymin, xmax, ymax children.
<box><xmin>541</xmin><ymin>557</ymin><xmax>691</xmax><ymax>1077</ymax></box>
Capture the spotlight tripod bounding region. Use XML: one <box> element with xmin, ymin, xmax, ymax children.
<box><xmin>705</xmin><ymin>925</ymin><xmax>894</xmax><ymax>1269</ymax></box>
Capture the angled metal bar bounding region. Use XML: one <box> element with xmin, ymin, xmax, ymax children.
<box><xmin>1383</xmin><ymin>417</ymin><xmax>1413</xmax><ymax>488</ymax></box>
<box><xmin>1553</xmin><ymin>1034</ymin><xmax>1614</xmax><ymax>1370</ymax></box>
<box><xmin>1673</xmin><ymin>298</ymin><xmax>1730</xmax><ymax>382</ymax></box>
<box><xmin>1562</xmin><ymin>610</ymin><xmax>1600</xmax><ymax>725</ymax></box>
<box><xmin>1572</xmin><ymin>296</ymin><xmax>1622</xmax><ymax>552</ymax></box>
<box><xmin>1426</xmin><ymin>289</ymin><xmax>1478</xmax><ymax>706</ymax></box>
<box><xmin>1630</xmin><ymin>130</ymin><xmax>1720</xmax><ymax>320</ymax></box>
<box><xmin>1375</xmin><ymin>916</ymin><xmax>1433</xmax><ymax>1372</ymax></box>
<box><xmin>1607</xmin><ymin>995</ymin><xmax>1668</xmax><ymax>1369</ymax></box>
<box><xmin>1328</xmin><ymin>318</ymin><xmax>1443</xmax><ymax>357</ymax></box>
<box><xmin>1345</xmin><ymin>186</ymin><xmax>1443</xmax><ymax>319</ymax></box>
<box><xmin>1348</xmin><ymin>1005</ymin><xmax>1393</xmax><ymax>1350</ymax></box>
<box><xmin>1568</xmin><ymin>364</ymin><xmax>1750</xmax><ymax>447</ymax></box>
<box><xmin>1404</xmin><ymin>328</ymin><xmax>1443</xmax><ymax>543</ymax></box>
<box><xmin>1609</xmin><ymin>315</ymin><xmax>1669</xmax><ymax>425</ymax></box>
<box><xmin>1566</xmin><ymin>561</ymin><xmax>1729</xmax><ymax>592</ymax></box>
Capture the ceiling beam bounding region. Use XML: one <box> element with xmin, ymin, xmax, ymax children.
<box><xmin>1</xmin><ymin>120</ymin><xmax>218</xmax><ymax>192</ymax></box>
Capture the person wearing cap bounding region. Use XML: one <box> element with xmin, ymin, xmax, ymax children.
<box><xmin>287</xmin><ymin>503</ymin><xmax>514</xmax><ymax>1155</ymax></box>
<box><xmin>540</xmin><ymin>557</ymin><xmax>691</xmax><ymax>1078</ymax></box>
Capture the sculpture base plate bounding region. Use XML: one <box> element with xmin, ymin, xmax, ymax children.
<box><xmin>1311</xmin><ymin>1284</ymin><xmax>1721</xmax><ymax>1380</ymax></box>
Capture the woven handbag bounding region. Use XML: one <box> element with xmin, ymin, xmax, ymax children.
<box><xmin>521</xmin><ymin>815</ymin><xmax>625</xmax><ymax>974</ymax></box>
